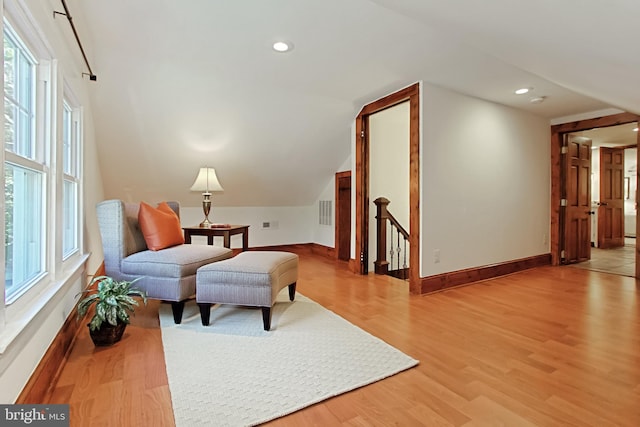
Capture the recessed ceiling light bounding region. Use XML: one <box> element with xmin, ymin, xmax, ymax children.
<box><xmin>273</xmin><ymin>41</ymin><xmax>293</xmax><ymax>53</ymax></box>
<box><xmin>515</xmin><ymin>88</ymin><xmax>530</xmax><ymax>95</ymax></box>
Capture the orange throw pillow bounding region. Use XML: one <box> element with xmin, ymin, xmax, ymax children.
<box><xmin>138</xmin><ymin>201</ymin><xmax>185</xmax><ymax>251</ymax></box>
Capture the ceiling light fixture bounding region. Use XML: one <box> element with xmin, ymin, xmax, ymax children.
<box><xmin>515</xmin><ymin>88</ymin><xmax>530</xmax><ymax>95</ymax></box>
<box><xmin>634</xmin><ymin>127</ymin><xmax>639</xmax><ymax>132</ymax></box>
<box><xmin>529</xmin><ymin>96</ymin><xmax>546</xmax><ymax>104</ymax></box>
<box><xmin>273</xmin><ymin>41</ymin><xmax>292</xmax><ymax>53</ymax></box>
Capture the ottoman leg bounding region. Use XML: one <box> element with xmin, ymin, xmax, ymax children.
<box><xmin>288</xmin><ymin>282</ymin><xmax>297</xmax><ymax>301</ymax></box>
<box><xmin>261</xmin><ymin>307</ymin><xmax>272</xmax><ymax>331</ymax></box>
<box><xmin>198</xmin><ymin>303</ymin><xmax>212</xmax><ymax>326</ymax></box>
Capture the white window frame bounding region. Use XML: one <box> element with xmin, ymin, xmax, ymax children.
<box><xmin>1</xmin><ymin>0</ymin><xmax>60</xmax><ymax>332</ymax></box>
<box><xmin>3</xmin><ymin>17</ymin><xmax>51</xmax><ymax>305</ymax></box>
<box><xmin>60</xmin><ymin>91</ymin><xmax>82</xmax><ymax>261</ymax></box>
<box><xmin>0</xmin><ymin>0</ymin><xmax>90</xmax><ymax>364</ymax></box>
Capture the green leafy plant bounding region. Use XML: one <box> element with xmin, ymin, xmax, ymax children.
<box><xmin>77</xmin><ymin>276</ymin><xmax>147</xmax><ymax>331</ymax></box>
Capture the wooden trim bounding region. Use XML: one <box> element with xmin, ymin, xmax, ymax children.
<box><xmin>550</xmin><ymin>130</ymin><xmax>563</xmax><ymax>265</ymax></box>
<box><xmin>359</xmin><ymin>84</ymin><xmax>421</xmax><ymax>117</ymax></box>
<box><xmin>247</xmin><ymin>243</ymin><xmax>313</xmax><ymax>254</ymax></box>
<box><xmin>550</xmin><ymin>112</ymin><xmax>640</xmax><ymax>271</ymax></box>
<box><xmin>334</xmin><ymin>170</ymin><xmax>351</xmax><ymax>261</ymax></box>
<box><xmin>550</xmin><ymin>112</ymin><xmax>638</xmax><ymax>134</ymax></box>
<box><xmin>420</xmin><ymin>254</ymin><xmax>551</xmax><ymax>294</ymax></box>
<box><xmin>355</xmin><ymin>82</ymin><xmax>421</xmax><ymax>291</ymax></box>
<box><xmin>16</xmin><ymin>262</ymin><xmax>105</xmax><ymax>404</ymax></box>
<box><xmin>636</xmin><ymin>128</ymin><xmax>640</xmax><ymax>278</ymax></box>
<box><xmin>354</xmin><ymin>115</ymin><xmax>367</xmax><ymax>274</ymax></box>
<box><xmin>348</xmin><ymin>258</ymin><xmax>358</xmax><ymax>273</ymax></box>
<box><xmin>309</xmin><ymin>243</ymin><xmax>336</xmax><ymax>259</ymax></box>
<box><xmin>16</xmin><ymin>308</ymin><xmax>82</xmax><ymax>403</ymax></box>
<box><xmin>408</xmin><ymin>88</ymin><xmax>420</xmax><ymax>294</ymax></box>
<box><xmin>247</xmin><ymin>243</ymin><xmax>339</xmax><ymax>260</ymax></box>
<box><xmin>248</xmin><ymin>243</ymin><xmax>356</xmax><ymax>269</ymax></box>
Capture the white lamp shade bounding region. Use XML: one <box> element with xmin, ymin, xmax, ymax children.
<box><xmin>190</xmin><ymin>167</ymin><xmax>224</xmax><ymax>193</ymax></box>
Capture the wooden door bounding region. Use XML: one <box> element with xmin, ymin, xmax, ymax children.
<box><xmin>563</xmin><ymin>135</ymin><xmax>592</xmax><ymax>263</ymax></box>
<box><xmin>335</xmin><ymin>171</ymin><xmax>351</xmax><ymax>261</ymax></box>
<box><xmin>598</xmin><ymin>147</ymin><xmax>625</xmax><ymax>248</ymax></box>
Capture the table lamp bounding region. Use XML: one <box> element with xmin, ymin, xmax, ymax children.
<box><xmin>190</xmin><ymin>167</ymin><xmax>224</xmax><ymax>227</ymax></box>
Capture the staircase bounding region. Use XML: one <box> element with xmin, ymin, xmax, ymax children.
<box><xmin>374</xmin><ymin>197</ymin><xmax>409</xmax><ymax>280</ymax></box>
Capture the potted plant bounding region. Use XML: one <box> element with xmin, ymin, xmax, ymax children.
<box><xmin>77</xmin><ymin>275</ymin><xmax>147</xmax><ymax>346</ymax></box>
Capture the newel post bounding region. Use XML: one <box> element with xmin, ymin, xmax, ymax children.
<box><xmin>374</xmin><ymin>197</ymin><xmax>390</xmax><ymax>274</ymax></box>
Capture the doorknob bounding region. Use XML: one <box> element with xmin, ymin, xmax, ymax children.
<box><xmin>599</xmin><ymin>202</ymin><xmax>608</xmax><ymax>206</ymax></box>
<box><xmin>586</xmin><ymin>211</ymin><xmax>594</xmax><ymax>215</ymax></box>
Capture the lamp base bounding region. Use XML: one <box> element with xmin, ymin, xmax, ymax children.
<box><xmin>200</xmin><ymin>193</ymin><xmax>212</xmax><ymax>228</ymax></box>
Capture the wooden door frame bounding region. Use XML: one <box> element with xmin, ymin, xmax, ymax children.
<box><xmin>550</xmin><ymin>112</ymin><xmax>640</xmax><ymax>276</ymax></box>
<box><xmin>354</xmin><ymin>82</ymin><xmax>421</xmax><ymax>294</ymax></box>
<box><xmin>334</xmin><ymin>170</ymin><xmax>351</xmax><ymax>262</ymax></box>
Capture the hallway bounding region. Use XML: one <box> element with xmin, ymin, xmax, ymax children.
<box><xmin>569</xmin><ymin>237</ymin><xmax>635</xmax><ymax>277</ymax></box>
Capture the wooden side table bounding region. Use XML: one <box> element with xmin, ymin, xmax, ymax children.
<box><xmin>183</xmin><ymin>225</ymin><xmax>249</xmax><ymax>251</ymax></box>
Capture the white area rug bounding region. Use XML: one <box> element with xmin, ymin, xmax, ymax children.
<box><xmin>159</xmin><ymin>293</ymin><xmax>419</xmax><ymax>426</ymax></box>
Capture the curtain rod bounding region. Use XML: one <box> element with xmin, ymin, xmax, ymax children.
<box><xmin>54</xmin><ymin>0</ymin><xmax>97</xmax><ymax>81</ymax></box>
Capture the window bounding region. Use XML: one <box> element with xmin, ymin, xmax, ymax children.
<box><xmin>4</xmin><ymin>164</ymin><xmax>44</xmax><ymax>299</ymax></box>
<box><xmin>3</xmin><ymin>20</ymin><xmax>46</xmax><ymax>303</ymax></box>
<box><xmin>62</xmin><ymin>100</ymin><xmax>80</xmax><ymax>257</ymax></box>
<box><xmin>3</xmin><ymin>26</ymin><xmax>34</xmax><ymax>157</ymax></box>
<box><xmin>62</xmin><ymin>103</ymin><xmax>72</xmax><ymax>174</ymax></box>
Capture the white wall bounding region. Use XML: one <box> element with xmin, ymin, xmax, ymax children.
<box><xmin>312</xmin><ymin>156</ymin><xmax>353</xmax><ymax>249</ymax></box>
<box><xmin>176</xmin><ymin>153</ymin><xmax>353</xmax><ymax>250</ymax></box>
<box><xmin>0</xmin><ymin>0</ymin><xmax>104</xmax><ymax>402</ymax></box>
<box><xmin>313</xmin><ymin>179</ymin><xmax>336</xmax><ymax>249</ymax></box>
<box><xmin>82</xmin><ymin>112</ymin><xmax>106</xmax><ymax>274</ymax></box>
<box><xmin>368</xmin><ymin>101</ymin><xmax>410</xmax><ymax>272</ymax></box>
<box><xmin>179</xmin><ymin>206</ymin><xmax>315</xmax><ymax>248</ymax></box>
<box><xmin>421</xmin><ymin>83</ymin><xmax>551</xmax><ymax>276</ymax></box>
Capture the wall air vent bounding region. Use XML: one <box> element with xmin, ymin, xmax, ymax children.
<box><xmin>319</xmin><ymin>200</ymin><xmax>332</xmax><ymax>226</ymax></box>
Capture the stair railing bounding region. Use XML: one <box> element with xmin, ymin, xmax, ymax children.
<box><xmin>374</xmin><ymin>197</ymin><xmax>409</xmax><ymax>280</ymax></box>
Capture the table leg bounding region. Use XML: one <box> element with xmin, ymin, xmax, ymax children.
<box><xmin>184</xmin><ymin>231</ymin><xmax>192</xmax><ymax>244</ymax></box>
<box><xmin>223</xmin><ymin>232</ymin><xmax>231</xmax><ymax>248</ymax></box>
<box><xmin>242</xmin><ymin>229</ymin><xmax>249</xmax><ymax>251</ymax></box>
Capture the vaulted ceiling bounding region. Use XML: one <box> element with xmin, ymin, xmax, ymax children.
<box><xmin>75</xmin><ymin>0</ymin><xmax>638</xmax><ymax>207</ymax></box>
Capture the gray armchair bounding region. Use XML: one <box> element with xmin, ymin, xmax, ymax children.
<box><xmin>96</xmin><ymin>199</ymin><xmax>233</xmax><ymax>323</ymax></box>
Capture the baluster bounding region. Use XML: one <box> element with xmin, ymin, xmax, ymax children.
<box><xmin>403</xmin><ymin>237</ymin><xmax>408</xmax><ymax>279</ymax></box>
<box><xmin>374</xmin><ymin>197</ymin><xmax>410</xmax><ymax>280</ymax></box>
<box><xmin>395</xmin><ymin>229</ymin><xmax>400</xmax><ymax>274</ymax></box>
<box><xmin>389</xmin><ymin>225</ymin><xmax>393</xmax><ymax>273</ymax></box>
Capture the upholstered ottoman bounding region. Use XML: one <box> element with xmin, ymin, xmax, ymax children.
<box><xmin>196</xmin><ymin>251</ymin><xmax>299</xmax><ymax>330</ymax></box>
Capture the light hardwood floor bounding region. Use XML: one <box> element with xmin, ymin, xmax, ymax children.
<box><xmin>48</xmin><ymin>252</ymin><xmax>640</xmax><ymax>426</ymax></box>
